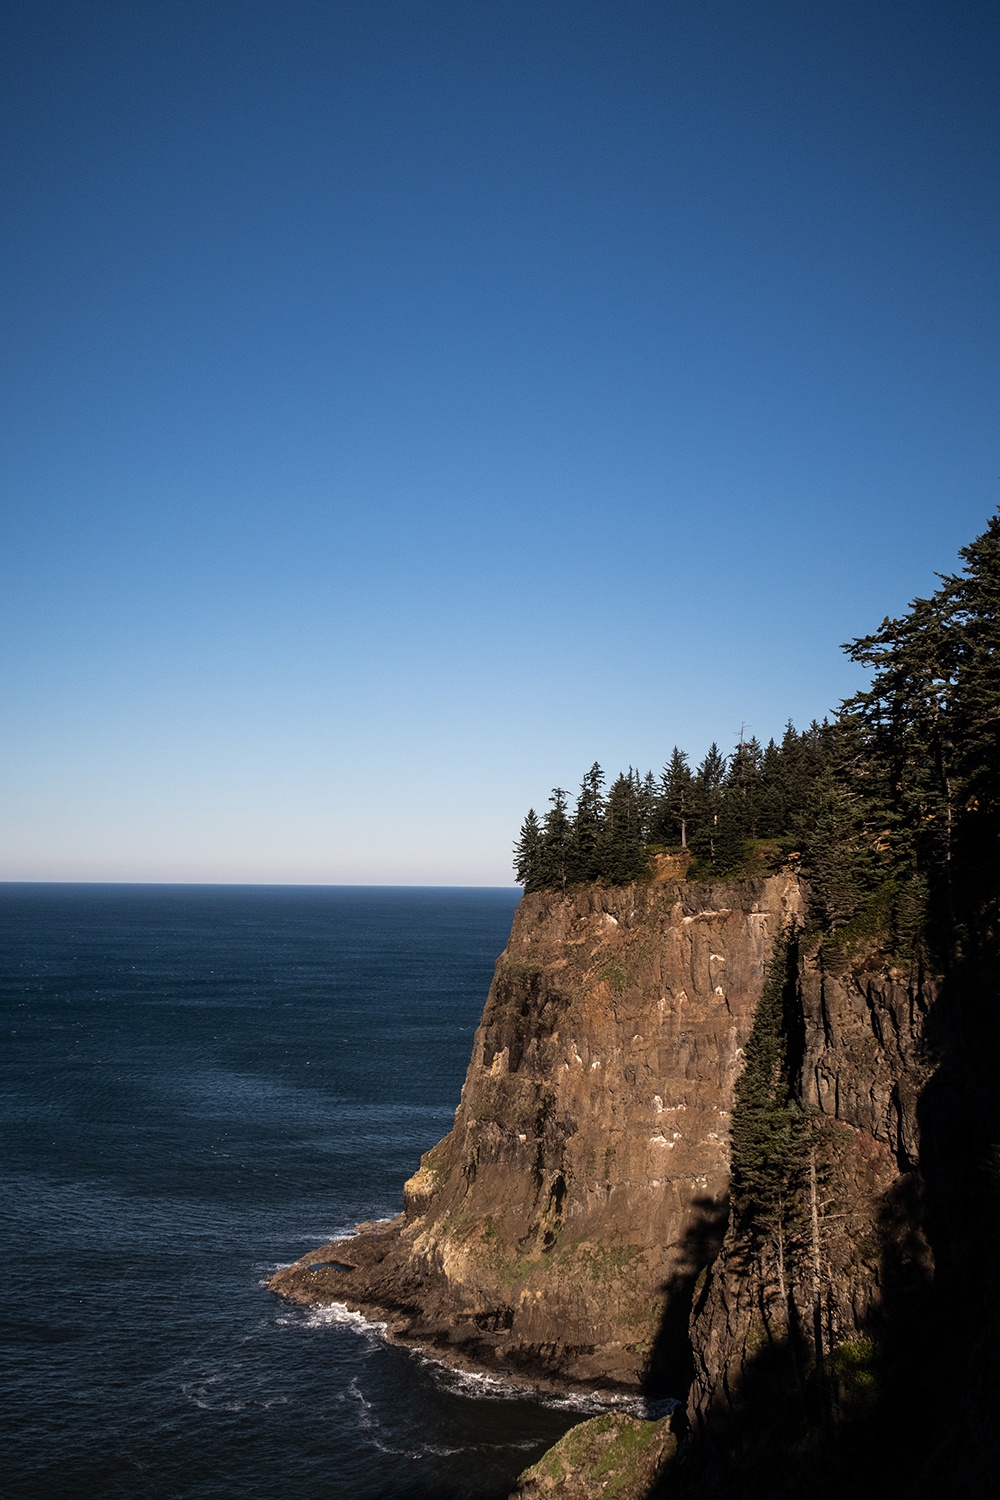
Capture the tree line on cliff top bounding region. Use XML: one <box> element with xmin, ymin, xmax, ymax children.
<box><xmin>514</xmin><ymin>509</ymin><xmax>1000</xmax><ymax>947</ymax></box>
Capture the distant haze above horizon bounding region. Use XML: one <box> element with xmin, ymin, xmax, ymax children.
<box><xmin>3</xmin><ymin>1</ymin><xmax>997</xmax><ymax>884</ymax></box>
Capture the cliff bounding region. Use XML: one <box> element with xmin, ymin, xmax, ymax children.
<box><xmin>683</xmin><ymin>940</ymin><xmax>939</xmax><ymax>1487</ymax></box>
<box><xmin>500</xmin><ymin>922</ymin><xmax>947</xmax><ymax>1500</ymax></box>
<box><xmin>269</xmin><ymin>872</ymin><xmax>803</xmax><ymax>1390</ymax></box>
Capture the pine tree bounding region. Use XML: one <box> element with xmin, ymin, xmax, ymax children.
<box><xmin>710</xmin><ymin>734</ymin><xmax>763</xmax><ymax>872</ymax></box>
<box><xmin>948</xmin><ymin>512</ymin><xmax>1000</xmax><ymax>826</ymax></box>
<box><xmin>802</xmin><ymin>755</ymin><xmax>888</xmax><ymax>933</ymax></box>
<box><xmin>539</xmin><ymin>788</ymin><xmax>572</xmax><ymax>891</ymax></box>
<box><xmin>690</xmin><ymin>744</ymin><xmax>727</xmax><ymax>869</ymax></box>
<box><xmin>653</xmin><ymin>747</ymin><xmax>693</xmax><ymax>847</ymax></box>
<box><xmin>570</xmin><ymin>763</ymin><xmax>606</xmax><ymax>882</ymax></box>
<box><xmin>778</xmin><ymin>721</ymin><xmax>833</xmax><ymax>847</ymax></box>
<box><xmin>638</xmin><ymin>769</ymin><xmax>659</xmax><ymax>843</ymax></box>
<box><xmin>837</xmin><ymin>509</ymin><xmax>1000</xmax><ymax>946</ymax></box>
<box><xmin>845</xmin><ymin>590</ymin><xmax>958</xmax><ymax>885</ymax></box>
<box><xmin>730</xmin><ymin>933</ymin><xmax>810</xmax><ymax>1294</ymax></box>
<box><xmin>603</xmin><ymin>771</ymin><xmax>649</xmax><ymax>883</ymax></box>
<box><xmin>756</xmin><ymin>737</ymin><xmax>787</xmax><ymax>838</ymax></box>
<box><xmin>513</xmin><ymin>809</ymin><xmax>543</xmax><ymax>891</ymax></box>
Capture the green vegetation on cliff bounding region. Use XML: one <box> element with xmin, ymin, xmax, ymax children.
<box><xmin>515</xmin><ymin>509</ymin><xmax>1000</xmax><ymax>963</ymax></box>
<box><xmin>729</xmin><ymin>934</ymin><xmax>810</xmax><ymax>1279</ymax></box>
<box><xmin>512</xmin><ymin>509</ymin><xmax>1000</xmax><ymax>1499</ymax></box>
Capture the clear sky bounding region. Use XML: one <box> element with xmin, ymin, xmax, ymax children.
<box><xmin>2</xmin><ymin>0</ymin><xmax>997</xmax><ymax>884</ymax></box>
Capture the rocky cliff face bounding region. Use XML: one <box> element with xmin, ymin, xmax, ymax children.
<box><xmin>680</xmin><ymin>939</ymin><xmax>940</xmax><ymax>1499</ymax></box>
<box><xmin>502</xmin><ymin>931</ymin><xmax>943</xmax><ymax>1500</ymax></box>
<box><xmin>689</xmin><ymin>943</ymin><xmax>938</xmax><ymax>1403</ymax></box>
<box><xmin>270</xmin><ymin>872</ymin><xmax>803</xmax><ymax>1389</ymax></box>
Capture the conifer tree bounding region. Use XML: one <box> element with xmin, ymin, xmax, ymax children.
<box><xmin>570</xmin><ymin>763</ymin><xmax>606</xmax><ymax>882</ymax></box>
<box><xmin>845</xmin><ymin>590</ymin><xmax>958</xmax><ymax>885</ymax></box>
<box><xmin>778</xmin><ymin>721</ymin><xmax>832</xmax><ymax>845</ymax></box>
<box><xmin>838</xmin><ymin>509</ymin><xmax>1000</xmax><ymax>943</ymax></box>
<box><xmin>513</xmin><ymin>809</ymin><xmax>543</xmax><ymax>891</ymax></box>
<box><xmin>730</xmin><ymin>933</ymin><xmax>810</xmax><ymax>1295</ymax></box>
<box><xmin>690</xmin><ymin>744</ymin><xmax>727</xmax><ymax>868</ymax></box>
<box><xmin>539</xmin><ymin>788</ymin><xmax>572</xmax><ymax>890</ymax></box>
<box><xmin>603</xmin><ymin>771</ymin><xmax>649</xmax><ymax>883</ymax></box>
<box><xmin>802</xmin><ymin>753</ymin><xmax>887</xmax><ymax>933</ymax></box>
<box><xmin>710</xmin><ymin>734</ymin><xmax>763</xmax><ymax>872</ymax></box>
<box><xmin>756</xmin><ymin>737</ymin><xmax>787</xmax><ymax>838</ymax></box>
<box><xmin>948</xmin><ymin>512</ymin><xmax>1000</xmax><ymax>827</ymax></box>
<box><xmin>638</xmin><ymin>769</ymin><xmax>659</xmax><ymax>843</ymax></box>
<box><xmin>654</xmin><ymin>747</ymin><xmax>693</xmax><ymax>847</ymax></box>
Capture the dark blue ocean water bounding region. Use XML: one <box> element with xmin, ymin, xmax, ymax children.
<box><xmin>0</xmin><ymin>884</ymin><xmax>599</xmax><ymax>1500</ymax></box>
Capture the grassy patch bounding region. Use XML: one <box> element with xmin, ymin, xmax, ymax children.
<box><xmin>599</xmin><ymin>963</ymin><xmax>629</xmax><ymax>994</ymax></box>
<box><xmin>518</xmin><ymin>1414</ymin><xmax>675</xmax><ymax>1500</ymax></box>
<box><xmin>831</xmin><ymin>1337</ymin><xmax>879</xmax><ymax>1418</ymax></box>
<box><xmin>578</xmin><ymin>1244</ymin><xmax>643</xmax><ymax>1286</ymax></box>
<box><xmin>817</xmin><ymin>877</ymin><xmax>927</xmax><ymax>962</ymax></box>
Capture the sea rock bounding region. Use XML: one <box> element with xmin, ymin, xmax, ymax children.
<box><xmin>508</xmin><ymin>1412</ymin><xmax>676</xmax><ymax>1499</ymax></box>
<box><xmin>269</xmin><ymin>873</ymin><xmax>803</xmax><ymax>1389</ymax></box>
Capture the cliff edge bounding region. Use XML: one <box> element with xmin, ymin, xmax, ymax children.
<box><xmin>269</xmin><ymin>873</ymin><xmax>803</xmax><ymax>1389</ymax></box>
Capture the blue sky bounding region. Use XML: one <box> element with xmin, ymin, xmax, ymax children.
<box><xmin>2</xmin><ymin>0</ymin><xmax>997</xmax><ymax>883</ymax></box>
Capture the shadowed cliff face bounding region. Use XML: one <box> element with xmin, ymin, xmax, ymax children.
<box><xmin>672</xmin><ymin>944</ymin><xmax>942</xmax><ymax>1500</ymax></box>
<box><xmin>687</xmin><ymin>946</ymin><xmax>939</xmax><ymax>1419</ymax></box>
<box><xmin>269</xmin><ymin>874</ymin><xmax>803</xmax><ymax>1390</ymax></box>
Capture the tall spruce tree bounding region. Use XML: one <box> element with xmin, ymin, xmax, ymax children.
<box><xmin>603</xmin><ymin>771</ymin><xmax>649</xmax><ymax>883</ymax></box>
<box><xmin>838</xmin><ymin>508</ymin><xmax>1000</xmax><ymax>945</ymax></box>
<box><xmin>690</xmin><ymin>744</ymin><xmax>727</xmax><ymax>868</ymax></box>
<box><xmin>638</xmin><ymin>769</ymin><xmax>659</xmax><ymax>843</ymax></box>
<box><xmin>845</xmin><ymin>591</ymin><xmax>959</xmax><ymax>888</ymax></box>
<box><xmin>948</xmin><ymin>512</ymin><xmax>1000</xmax><ymax>828</ymax></box>
<box><xmin>654</xmin><ymin>747</ymin><xmax>694</xmax><ymax>847</ymax></box>
<box><xmin>756</xmin><ymin>736</ymin><xmax>788</xmax><ymax>838</ymax></box>
<box><xmin>730</xmin><ymin>933</ymin><xmax>810</xmax><ymax>1295</ymax></box>
<box><xmin>539</xmin><ymin>787</ymin><xmax>572</xmax><ymax>890</ymax></box>
<box><xmin>570</xmin><ymin>763</ymin><xmax>606</xmax><ymax>882</ymax></box>
<box><xmin>513</xmin><ymin>809</ymin><xmax>543</xmax><ymax>891</ymax></box>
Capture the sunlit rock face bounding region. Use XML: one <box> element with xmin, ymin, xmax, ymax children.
<box><xmin>270</xmin><ymin>873</ymin><xmax>803</xmax><ymax>1389</ymax></box>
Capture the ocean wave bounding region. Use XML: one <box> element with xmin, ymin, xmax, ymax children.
<box><xmin>275</xmin><ymin>1296</ymin><xmax>676</xmax><ymax>1421</ymax></box>
<box><xmin>421</xmin><ymin>1359</ymin><xmax>676</xmax><ymax>1418</ymax></box>
<box><xmin>345</xmin><ymin>1375</ymin><xmax>465</xmax><ymax>1459</ymax></box>
<box><xmin>276</xmin><ymin>1301</ymin><xmax>389</xmax><ymax>1339</ymax></box>
<box><xmin>368</xmin><ymin>1437</ymin><xmax>466</xmax><ymax>1459</ymax></box>
<box><xmin>180</xmin><ymin>1372</ymin><xmax>292</xmax><ymax>1414</ymax></box>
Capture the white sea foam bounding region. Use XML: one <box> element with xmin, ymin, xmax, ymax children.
<box><xmin>368</xmin><ymin>1437</ymin><xmax>467</xmax><ymax>1460</ymax></box>
<box><xmin>275</xmin><ymin>1295</ymin><xmax>677</xmax><ymax>1421</ymax></box>
<box><xmin>420</xmin><ymin>1358</ymin><xmax>676</xmax><ymax>1418</ymax></box>
<box><xmin>347</xmin><ymin>1376</ymin><xmax>372</xmax><ymax>1410</ymax></box>
<box><xmin>276</xmin><ymin>1301</ymin><xmax>389</xmax><ymax>1339</ymax></box>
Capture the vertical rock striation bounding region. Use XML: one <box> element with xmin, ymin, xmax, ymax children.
<box><xmin>683</xmin><ymin>936</ymin><xmax>940</xmax><ymax>1494</ymax></box>
<box><xmin>269</xmin><ymin>873</ymin><xmax>803</xmax><ymax>1389</ymax></box>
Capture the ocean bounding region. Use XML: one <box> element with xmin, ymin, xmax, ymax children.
<box><xmin>1</xmin><ymin>884</ymin><xmax>611</xmax><ymax>1500</ymax></box>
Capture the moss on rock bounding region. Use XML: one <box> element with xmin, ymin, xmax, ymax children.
<box><xmin>509</xmin><ymin>1412</ymin><xmax>676</xmax><ymax>1500</ymax></box>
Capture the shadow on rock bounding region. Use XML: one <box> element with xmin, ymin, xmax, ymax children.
<box><xmin>646</xmin><ymin>953</ymin><xmax>1000</xmax><ymax>1500</ymax></box>
<box><xmin>641</xmin><ymin>1196</ymin><xmax>729</xmax><ymax>1408</ymax></box>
